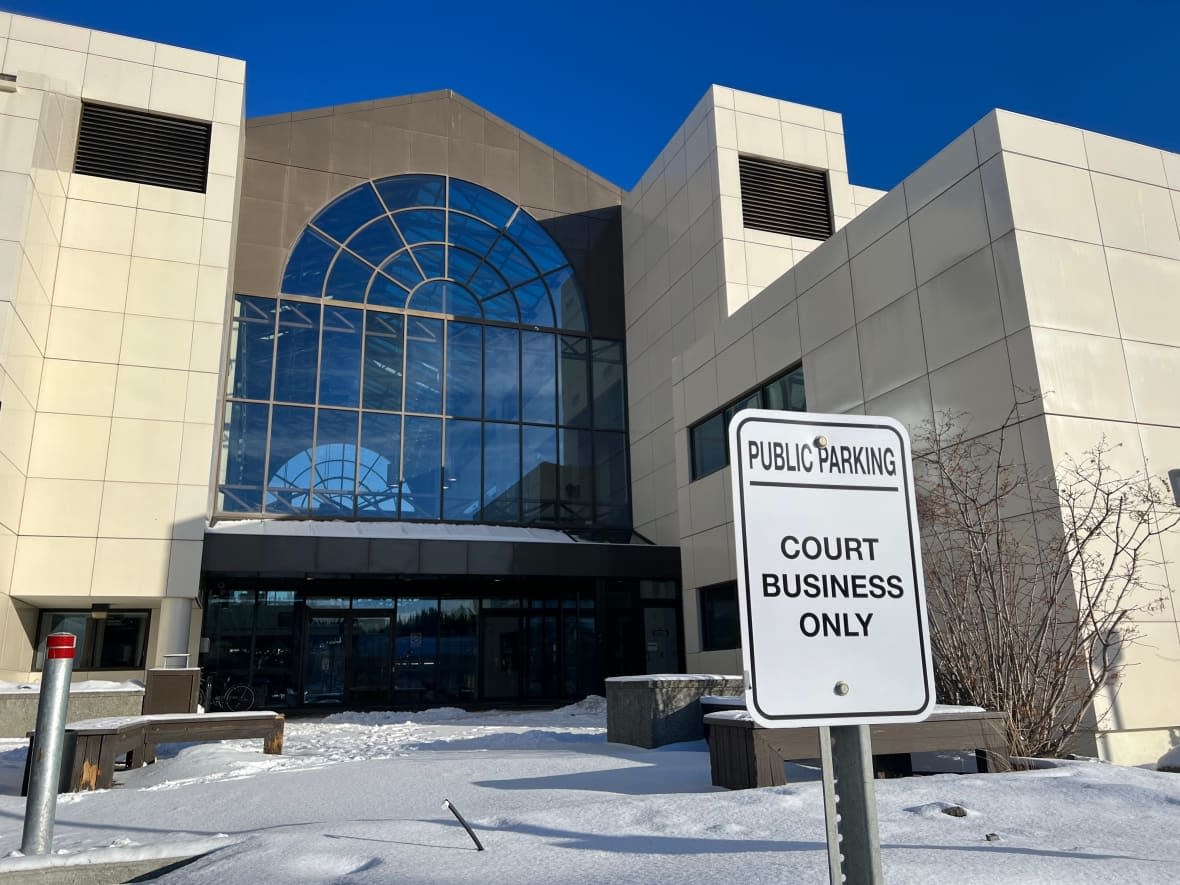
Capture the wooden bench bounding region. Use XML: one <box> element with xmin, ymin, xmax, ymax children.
<box><xmin>24</xmin><ymin>712</ymin><xmax>284</xmax><ymax>793</ymax></box>
<box><xmin>705</xmin><ymin>708</ymin><xmax>1010</xmax><ymax>790</ymax></box>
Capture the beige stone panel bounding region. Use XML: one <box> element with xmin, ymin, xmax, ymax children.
<box><xmin>1100</xmin><ymin>621</ymin><xmax>1180</xmax><ymax>733</ymax></box>
<box><xmin>1083</xmin><ymin>131</ymin><xmax>1167</xmax><ymax>186</ymax></box>
<box><xmin>1002</xmin><ymin>152</ymin><xmax>1101</xmax><ymax>243</ymax></box>
<box><xmin>802</xmin><ymin>327</ymin><xmax>862</xmax><ymax>414</ymax></box>
<box><xmin>38</xmin><ymin>359</ymin><xmax>116</xmax><ymax>416</ymax></box>
<box><xmin>166</xmin><ymin>539</ymin><xmax>203</xmax><ymax>598</ymax></box>
<box><xmin>0</xmin><ymin>379</ymin><xmax>35</xmax><ymax>473</ymax></box>
<box><xmin>715</xmin><ymin>333</ymin><xmax>755</xmax><ymax>404</ymax></box>
<box><xmin>213</xmin><ymin>79</ymin><xmax>244</xmax><ymax>126</ymax></box>
<box><xmin>119</xmin><ymin>314</ymin><xmax>192</xmax><ymax>370</ymax></box>
<box><xmin>184</xmin><ymin>372</ymin><xmax>220</xmax><ymax>424</ymax></box>
<box><xmin>98</xmin><ymin>481</ymin><xmax>177</xmax><ymax>539</ymax></box>
<box><xmin>846</xmin><ymin>186</ymin><xmax>907</xmax><ymax>257</ymax></box>
<box><xmin>194</xmin><ymin>266</ymin><xmax>230</xmax><ymax>324</ymax></box>
<box><xmin>1123</xmin><ymin>340</ymin><xmax>1180</xmax><ymax>426</ymax></box>
<box><xmin>744</xmin><ymin>241</ymin><xmax>794</xmax><ymax>289</ymax></box>
<box><xmin>52</xmin><ymin>248</ymin><xmax>130</xmax><ymax>313</ymax></box>
<box><xmin>682</xmin><ymin>362</ymin><xmax>717</xmax><ymax>425</ymax></box>
<box><xmin>217</xmin><ymin>56</ymin><xmax>246</xmax><ymax>84</ymax></box>
<box><xmin>0</xmin><ymin>452</ymin><xmax>24</xmax><ymax>533</ymax></box>
<box><xmin>779</xmin><ymin>122</ymin><xmax>826</xmax><ymax>168</ymax></box>
<box><xmin>201</xmin><ymin>219</ymin><xmax>233</xmax><ymax>268</ymax></box>
<box><xmin>752</xmin><ymin>301</ymin><xmax>801</xmax><ymax>380</ymax></box>
<box><xmin>1006</xmin><ymin>231</ymin><xmax>1119</xmax><ymax>336</ymax></box>
<box><xmin>88</xmin><ymin>29</ymin><xmax>156</xmax><ymax>65</ymax></box>
<box><xmin>66</xmin><ymin>174</ymin><xmax>138</xmax><ymax>207</ymax></box>
<box><xmin>928</xmin><ymin>338</ymin><xmax>1016</xmax><ymax>437</ymax></box>
<box><xmin>858</xmin><ymin>290</ymin><xmax>926</xmax><ymax>400</ymax></box>
<box><xmin>148</xmin><ymin>67</ymin><xmax>215</xmax><ymax>120</ymax></box>
<box><xmin>1096</xmin><ymin>727</ymin><xmax>1180</xmax><ymax>767</ymax></box>
<box><xmin>82</xmin><ymin>54</ymin><xmax>152</xmax><ymax>107</ymax></box>
<box><xmin>735</xmin><ymin>113</ymin><xmax>782</xmax><ymax>159</ymax></box>
<box><xmin>1090</xmin><ymin>174</ymin><xmax>1180</xmax><ymax>260</ymax></box>
<box><xmin>918</xmin><ymin>245</ymin><xmax>1005</xmax><ymax>371</ymax></box>
<box><xmin>178</xmin><ymin>422</ymin><xmax>216</xmax><ymax>486</ymax></box>
<box><xmin>0</xmin><ymin>303</ymin><xmax>41</xmax><ymax>406</ymax></box>
<box><xmin>692</xmin><ymin>524</ymin><xmax>734</xmax><ymax>588</ymax></box>
<box><xmin>91</xmin><ymin>538</ymin><xmax>170</xmax><ymax>598</ymax></box>
<box><xmin>866</xmin><ymin>375</ymin><xmax>934</xmax><ymax>440</ymax></box>
<box><xmin>1106</xmin><ymin>249</ymin><xmax>1180</xmax><ymax>346</ymax></box>
<box><xmin>60</xmin><ymin>200</ymin><xmax>135</xmax><ymax>254</ymax></box>
<box><xmin>208</xmin><ymin>123</ymin><xmax>239</xmax><ymax>178</ymax></box>
<box><xmin>153</xmin><ymin>42</ymin><xmax>218</xmax><ymax>76</ymax></box>
<box><xmin>189</xmin><ymin>322</ymin><xmax>224</xmax><ymax>373</ymax></box>
<box><xmin>1030</xmin><ymin>327</ymin><xmax>1136</xmax><ymax>422</ymax></box>
<box><xmin>105</xmin><ymin>418</ymin><xmax>182</xmax><ymax>484</ymax></box>
<box><xmin>908</xmin><ymin>171</ymin><xmax>991</xmax><ymax>285</ymax></box>
<box><xmin>125</xmin><ymin>257</ymin><xmax>199</xmax><ymax>320</ymax></box>
<box><xmin>27</xmin><ymin>413</ymin><xmax>110</xmax><ymax>480</ymax></box>
<box><xmin>903</xmin><ymin>129</ymin><xmax>979</xmax><ymax>213</ymax></box>
<box><xmin>9</xmin><ymin>15</ymin><xmax>88</xmax><ymax>50</ymax></box>
<box><xmin>992</xmin><ymin>111</ymin><xmax>1087</xmax><ymax>167</ymax></box>
<box><xmin>137</xmin><ymin>183</ymin><xmax>203</xmax><ymax>217</ymax></box>
<box><xmin>849</xmin><ymin>221</ymin><xmax>915</xmax><ymax>320</ymax></box>
<box><xmin>112</xmin><ymin>365</ymin><xmax>188</xmax><ymax>421</ymax></box>
<box><xmin>20</xmin><ymin>478</ymin><xmax>102</xmax><ymax>536</ymax></box>
<box><xmin>11</xmin><ymin>536</ymin><xmax>95</xmax><ymax>599</ymax></box>
<box><xmin>795</xmin><ymin>229</ymin><xmax>848</xmax><ymax>292</ymax></box>
<box><xmin>204</xmin><ymin>174</ymin><xmax>236</xmax><ymax>223</ymax></box>
<box><xmin>688</xmin><ymin>465</ymin><xmax>727</xmax><ymax>535</ymax></box>
<box><xmin>172</xmin><ymin>484</ymin><xmax>209</xmax><ymax>540</ymax></box>
<box><xmin>131</xmin><ymin>209</ymin><xmax>202</xmax><ymax>264</ymax></box>
<box><xmin>2</xmin><ymin>42</ymin><xmax>85</xmax><ymax>93</ymax></box>
<box><xmin>798</xmin><ymin>266</ymin><xmax>854</xmax><ymax>349</ymax></box>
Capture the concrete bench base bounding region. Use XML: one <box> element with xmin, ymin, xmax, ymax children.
<box><xmin>705</xmin><ymin>709</ymin><xmax>1010</xmax><ymax>789</ymax></box>
<box><xmin>24</xmin><ymin>712</ymin><xmax>284</xmax><ymax>793</ymax></box>
<box><xmin>606</xmin><ymin>675</ymin><xmax>744</xmax><ymax>748</ymax></box>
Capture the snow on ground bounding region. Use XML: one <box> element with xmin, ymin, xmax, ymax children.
<box><xmin>0</xmin><ymin>698</ymin><xmax>1176</xmax><ymax>883</ymax></box>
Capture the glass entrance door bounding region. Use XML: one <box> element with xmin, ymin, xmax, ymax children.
<box><xmin>480</xmin><ymin>614</ymin><xmax>521</xmax><ymax>699</ymax></box>
<box><xmin>304</xmin><ymin>613</ymin><xmax>392</xmax><ymax>706</ymax></box>
<box><xmin>643</xmin><ymin>606</ymin><xmax>679</xmax><ymax>673</ymax></box>
<box><xmin>304</xmin><ymin>615</ymin><xmax>346</xmax><ymax>705</ymax></box>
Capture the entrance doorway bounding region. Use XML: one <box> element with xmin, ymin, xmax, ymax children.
<box><xmin>303</xmin><ymin>612</ymin><xmax>393</xmax><ymax>707</ymax></box>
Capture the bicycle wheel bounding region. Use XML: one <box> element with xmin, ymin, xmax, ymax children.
<box><xmin>221</xmin><ymin>684</ymin><xmax>255</xmax><ymax>712</ymax></box>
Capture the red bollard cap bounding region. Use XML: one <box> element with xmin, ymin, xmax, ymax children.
<box><xmin>46</xmin><ymin>633</ymin><xmax>76</xmax><ymax>660</ymax></box>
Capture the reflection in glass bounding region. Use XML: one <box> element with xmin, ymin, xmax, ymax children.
<box><xmin>220</xmin><ymin>401</ymin><xmax>267</xmax><ymax>512</ymax></box>
<box><xmin>559</xmin><ymin>336</ymin><xmax>590</xmax><ymax>427</ymax></box>
<box><xmin>395</xmin><ymin>598</ymin><xmax>439</xmax><ymax>704</ymax></box>
<box><xmin>521</xmin><ymin>332</ymin><xmax>555</xmax><ymax>424</ymax></box>
<box><xmin>313</xmin><ymin>409</ymin><xmax>358</xmax><ymax>515</ymax></box>
<box><xmin>402</xmin><ymin>417</ymin><xmax>441</xmax><ymax>519</ymax></box>
<box><xmin>484</xmin><ymin>327</ymin><xmax>519</xmax><ymax>421</ymax></box>
<box><xmin>358</xmin><ymin>412</ymin><xmax>401</xmax><ymax>517</ymax></box>
<box><xmin>282</xmin><ymin>229</ymin><xmax>336</xmax><ymax>296</ymax></box>
<box><xmin>274</xmin><ymin>301</ymin><xmax>320</xmax><ymax>404</ymax></box>
<box><xmin>559</xmin><ymin>428</ymin><xmax>593</xmax><ymax>525</ymax></box>
<box><xmin>438</xmin><ymin>600</ymin><xmax>477</xmax><ymax>702</ymax></box>
<box><xmin>319</xmin><ymin>306</ymin><xmax>362</xmax><ymax>407</ymax></box>
<box><xmin>267</xmin><ymin>405</ymin><xmax>315</xmax><ymax>514</ymax></box>
<box><xmin>363</xmin><ymin>312</ymin><xmax>404</xmax><ymax>412</ymax></box>
<box><xmin>347</xmin><ymin>217</ymin><xmax>402</xmax><ymax>266</ymax></box>
<box><xmin>324</xmin><ymin>250</ymin><xmax>372</xmax><ymax>302</ymax></box>
<box><xmin>228</xmin><ymin>296</ymin><xmax>275</xmax><ymax>400</ymax></box>
<box><xmin>483</xmin><ymin>422</ymin><xmax>520</xmax><ymax>523</ymax></box>
<box><xmin>444</xmin><ymin>419</ymin><xmax>481</xmax><ymax>521</ymax></box>
<box><xmin>591</xmin><ymin>340</ymin><xmax>626</xmax><ymax>430</ymax></box>
<box><xmin>595</xmin><ymin>431</ymin><xmax>629</xmax><ymax>527</ymax></box>
<box><xmin>446</xmin><ymin>323</ymin><xmax>482</xmax><ymax>419</ymax></box>
<box><xmin>522</xmin><ymin>425</ymin><xmax>557</xmax><ymax>523</ymax></box>
<box><xmin>313</xmin><ymin>183</ymin><xmax>384</xmax><ymax>242</ymax></box>
<box><xmin>405</xmin><ymin>317</ymin><xmax>443</xmax><ymax>414</ymax></box>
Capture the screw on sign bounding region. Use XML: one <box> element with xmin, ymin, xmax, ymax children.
<box><xmin>22</xmin><ymin>633</ymin><xmax>77</xmax><ymax>855</ymax></box>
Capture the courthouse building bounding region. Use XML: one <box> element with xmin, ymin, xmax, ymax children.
<box><xmin>0</xmin><ymin>13</ymin><xmax>1177</xmax><ymax>762</ymax></box>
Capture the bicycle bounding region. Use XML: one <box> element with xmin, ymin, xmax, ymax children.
<box><xmin>200</xmin><ymin>673</ymin><xmax>256</xmax><ymax>712</ymax></box>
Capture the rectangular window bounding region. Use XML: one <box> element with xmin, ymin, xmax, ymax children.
<box><xmin>699</xmin><ymin>583</ymin><xmax>739</xmax><ymax>651</ymax></box>
<box><xmin>689</xmin><ymin>363</ymin><xmax>806</xmax><ymax>481</ymax></box>
<box><xmin>34</xmin><ymin>610</ymin><xmax>151</xmax><ymax>670</ymax></box>
<box><xmin>738</xmin><ymin>155</ymin><xmax>832</xmax><ymax>240</ymax></box>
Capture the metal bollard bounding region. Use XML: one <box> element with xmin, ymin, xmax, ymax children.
<box><xmin>21</xmin><ymin>633</ymin><xmax>76</xmax><ymax>855</ymax></box>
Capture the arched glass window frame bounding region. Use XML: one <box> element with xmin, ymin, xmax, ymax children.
<box><xmin>218</xmin><ymin>175</ymin><xmax>630</xmax><ymax>530</ymax></box>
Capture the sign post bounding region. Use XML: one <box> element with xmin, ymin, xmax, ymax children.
<box><xmin>728</xmin><ymin>411</ymin><xmax>934</xmax><ymax>884</ymax></box>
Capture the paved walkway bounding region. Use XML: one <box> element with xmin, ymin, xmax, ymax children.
<box><xmin>0</xmin><ymin>854</ymin><xmax>200</xmax><ymax>883</ymax></box>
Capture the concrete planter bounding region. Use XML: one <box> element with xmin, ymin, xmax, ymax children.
<box><xmin>606</xmin><ymin>674</ymin><xmax>744</xmax><ymax>748</ymax></box>
<box><xmin>0</xmin><ymin>688</ymin><xmax>145</xmax><ymax>738</ymax></box>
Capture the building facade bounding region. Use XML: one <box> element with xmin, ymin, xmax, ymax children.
<box><xmin>0</xmin><ymin>14</ymin><xmax>1177</xmax><ymax>762</ymax></box>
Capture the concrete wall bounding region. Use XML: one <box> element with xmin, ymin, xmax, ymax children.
<box><xmin>643</xmin><ymin>98</ymin><xmax>1180</xmax><ymax>763</ymax></box>
<box><xmin>0</xmin><ymin>14</ymin><xmax>244</xmax><ymax>677</ymax></box>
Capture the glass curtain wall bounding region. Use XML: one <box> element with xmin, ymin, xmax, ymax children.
<box><xmin>219</xmin><ymin>175</ymin><xmax>629</xmax><ymax>529</ymax></box>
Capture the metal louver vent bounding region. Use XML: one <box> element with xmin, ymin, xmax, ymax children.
<box><xmin>74</xmin><ymin>103</ymin><xmax>211</xmax><ymax>193</ymax></box>
<box><xmin>738</xmin><ymin>156</ymin><xmax>832</xmax><ymax>240</ymax></box>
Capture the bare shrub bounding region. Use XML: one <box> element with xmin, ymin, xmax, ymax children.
<box><xmin>914</xmin><ymin>407</ymin><xmax>1179</xmax><ymax>758</ymax></box>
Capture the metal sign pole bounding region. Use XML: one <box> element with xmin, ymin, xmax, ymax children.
<box><xmin>820</xmin><ymin>724</ymin><xmax>884</xmax><ymax>884</ymax></box>
<box><xmin>22</xmin><ymin>633</ymin><xmax>76</xmax><ymax>855</ymax></box>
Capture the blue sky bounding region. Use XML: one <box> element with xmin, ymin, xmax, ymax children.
<box><xmin>6</xmin><ymin>1</ymin><xmax>1179</xmax><ymax>191</ymax></box>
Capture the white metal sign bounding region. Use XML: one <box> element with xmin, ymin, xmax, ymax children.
<box><xmin>729</xmin><ymin>410</ymin><xmax>934</xmax><ymax>728</ymax></box>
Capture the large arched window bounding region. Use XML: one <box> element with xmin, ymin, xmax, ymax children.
<box><xmin>218</xmin><ymin>175</ymin><xmax>629</xmax><ymax>528</ymax></box>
